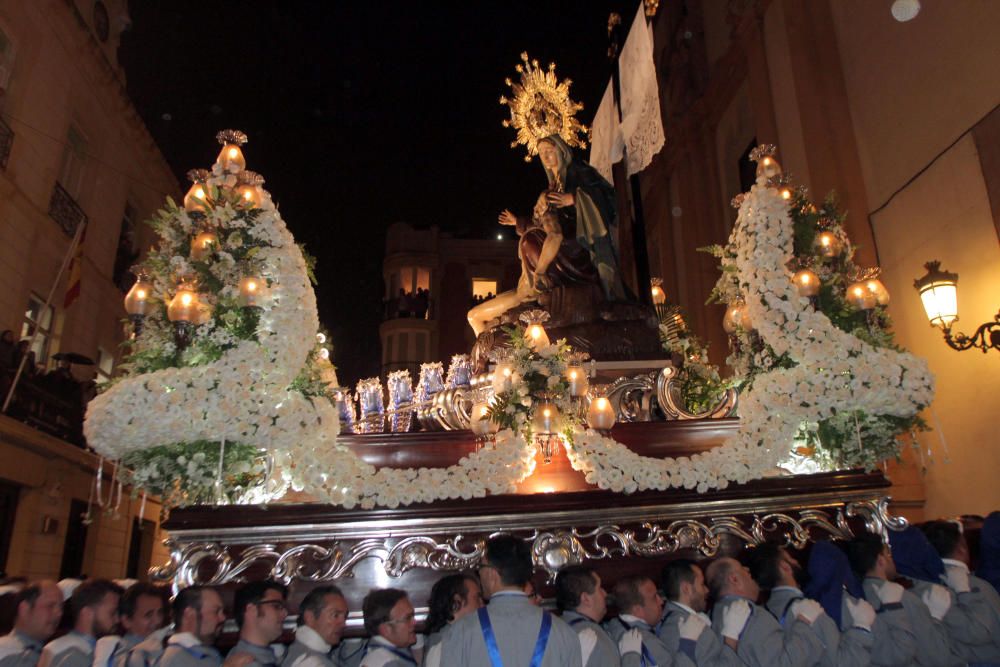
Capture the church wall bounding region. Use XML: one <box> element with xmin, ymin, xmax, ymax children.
<box><xmin>824</xmin><ymin>0</ymin><xmax>1000</xmax><ymax>518</ymax></box>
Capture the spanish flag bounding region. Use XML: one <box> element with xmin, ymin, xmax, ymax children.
<box><xmin>63</xmin><ymin>223</ymin><xmax>86</xmax><ymax>309</ymax></box>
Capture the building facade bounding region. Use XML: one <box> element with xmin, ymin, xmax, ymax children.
<box><xmin>615</xmin><ymin>0</ymin><xmax>1000</xmax><ymax>520</ymax></box>
<box><xmin>0</xmin><ymin>0</ymin><xmax>177</xmax><ymax>579</ymax></box>
<box><xmin>379</xmin><ymin>222</ymin><xmax>519</xmax><ymax>378</ymax></box>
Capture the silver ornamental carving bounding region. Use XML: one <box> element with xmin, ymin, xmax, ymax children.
<box><xmin>153</xmin><ymin>497</ymin><xmax>903</xmax><ymax>589</ymax></box>
<box><xmin>332</xmin><ymin>388</ymin><xmax>356</xmax><ymax>434</ymax></box>
<box><xmin>415</xmin><ymin>362</ymin><xmax>445</xmax><ymax>430</ymax></box>
<box><xmin>445</xmin><ymin>354</ymin><xmax>472</xmax><ymax>389</ymax></box>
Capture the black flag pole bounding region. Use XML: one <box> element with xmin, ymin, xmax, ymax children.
<box><xmin>607</xmin><ymin>11</ymin><xmax>653</xmax><ymax>307</ymax></box>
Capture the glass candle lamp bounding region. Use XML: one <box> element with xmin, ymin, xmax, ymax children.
<box><xmin>565</xmin><ymin>365</ymin><xmax>588</xmax><ymax>398</ymax></box>
<box><xmin>190</xmin><ymin>230</ymin><xmax>218</xmax><ymax>261</ymax></box>
<box><xmin>586</xmin><ymin>396</ymin><xmax>616</xmax><ymax>431</ymax></box>
<box><xmin>792</xmin><ymin>269</ymin><xmax>820</xmax><ymax>297</ymax></box>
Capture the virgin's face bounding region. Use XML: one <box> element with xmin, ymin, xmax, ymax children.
<box><xmin>538</xmin><ymin>142</ymin><xmax>560</xmax><ymax>170</ymax></box>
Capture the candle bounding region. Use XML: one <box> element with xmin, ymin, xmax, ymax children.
<box><xmin>531</xmin><ymin>402</ymin><xmax>560</xmax><ymax>434</ymax></box>
<box><xmin>216</xmin><ymin>143</ymin><xmax>246</xmax><ymax>172</ymax></box>
<box><xmin>183</xmin><ymin>182</ymin><xmax>209</xmax><ymax>213</ymax></box>
<box><xmin>239</xmin><ymin>275</ymin><xmax>263</xmax><ymax>307</ymax></box>
<box><xmin>526</xmin><ymin>323</ymin><xmax>550</xmax><ymax>352</ymax></box>
<box><xmin>492</xmin><ymin>361</ymin><xmax>514</xmax><ymax>394</ymax></box>
<box><xmin>565</xmin><ymin>366</ymin><xmax>588</xmax><ymax>397</ymax></box>
<box><xmin>814</xmin><ymin>231</ymin><xmax>841</xmax><ymax>258</ymax></box>
<box><xmin>846</xmin><ymin>281</ymin><xmax>877</xmax><ymax>310</ymax></box>
<box><xmin>167</xmin><ymin>286</ymin><xmax>199</xmax><ymax>323</ymax></box>
<box><xmin>586</xmin><ymin>396</ymin><xmax>616</xmax><ymax>431</ymax></box>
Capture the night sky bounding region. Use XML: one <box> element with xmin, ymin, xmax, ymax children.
<box><xmin>119</xmin><ymin>0</ymin><xmax>638</xmax><ymax>383</ymax></box>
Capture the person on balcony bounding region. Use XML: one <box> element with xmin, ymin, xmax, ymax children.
<box><xmin>749</xmin><ymin>543</ymin><xmax>874</xmax><ymax>667</ymax></box>
<box><xmin>148</xmin><ymin>587</ymin><xmax>226</xmax><ymax>667</ymax></box>
<box><xmin>657</xmin><ymin>559</ymin><xmax>743</xmax><ymax>667</ymax></box>
<box><xmin>554</xmin><ymin>566</ymin><xmax>618</xmax><ymax>667</ymax></box>
<box><xmin>39</xmin><ymin>579</ymin><xmax>122</xmax><ymax>667</ymax></box>
<box><xmin>438</xmin><ymin>535</ymin><xmax>580</xmax><ymax>665</ymax></box>
<box><xmin>282</xmin><ymin>586</ymin><xmax>349</xmax><ymax>667</ymax></box>
<box><xmin>705</xmin><ymin>557</ymin><xmax>823</xmax><ymax>667</ymax></box>
<box><xmin>0</xmin><ymin>581</ymin><xmax>63</xmax><ymax>667</ymax></box>
<box><xmin>0</xmin><ymin>330</ymin><xmax>15</xmax><ymax>369</ymax></box>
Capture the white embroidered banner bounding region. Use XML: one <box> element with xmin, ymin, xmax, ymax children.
<box><xmin>588</xmin><ymin>80</ymin><xmax>624</xmax><ymax>184</ymax></box>
<box><xmin>619</xmin><ymin>1</ymin><xmax>665</xmax><ymax>176</ymax></box>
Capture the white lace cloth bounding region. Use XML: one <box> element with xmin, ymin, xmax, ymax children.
<box><xmin>589</xmin><ymin>80</ymin><xmax>623</xmax><ymax>184</ymax></box>
<box><xmin>619</xmin><ymin>1</ymin><xmax>665</xmax><ymax>176</ymax></box>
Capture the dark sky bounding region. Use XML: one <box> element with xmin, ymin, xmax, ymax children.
<box><xmin>119</xmin><ymin>0</ymin><xmax>637</xmax><ymax>383</ymax></box>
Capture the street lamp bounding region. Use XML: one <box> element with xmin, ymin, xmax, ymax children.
<box><xmin>914</xmin><ymin>260</ymin><xmax>999</xmax><ymax>353</ymax></box>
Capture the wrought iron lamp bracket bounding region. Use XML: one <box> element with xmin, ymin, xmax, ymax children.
<box><xmin>942</xmin><ymin>311</ymin><xmax>1000</xmax><ymax>353</ymax></box>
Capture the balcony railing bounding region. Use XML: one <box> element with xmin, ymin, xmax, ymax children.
<box><xmin>0</xmin><ymin>116</ymin><xmax>12</xmax><ymax>170</ymax></box>
<box><xmin>1</xmin><ymin>369</ymin><xmax>86</xmax><ymax>447</ymax></box>
<box><xmin>49</xmin><ymin>182</ymin><xmax>88</xmax><ymax>236</ymax></box>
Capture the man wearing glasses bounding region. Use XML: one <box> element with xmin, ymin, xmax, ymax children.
<box><xmin>439</xmin><ymin>534</ymin><xmax>581</xmax><ymax>665</ymax></box>
<box><xmin>359</xmin><ymin>589</ymin><xmax>419</xmax><ymax>667</ymax></box>
<box><xmin>228</xmin><ymin>582</ymin><xmax>289</xmax><ymax>667</ymax></box>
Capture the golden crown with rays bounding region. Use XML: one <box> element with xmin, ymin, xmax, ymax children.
<box><xmin>500</xmin><ymin>52</ymin><xmax>589</xmax><ymax>162</ymax></box>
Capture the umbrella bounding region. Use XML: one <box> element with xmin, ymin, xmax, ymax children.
<box><xmin>53</xmin><ymin>352</ymin><xmax>95</xmax><ymax>365</ymax></box>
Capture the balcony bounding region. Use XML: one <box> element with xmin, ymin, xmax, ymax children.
<box><xmin>1</xmin><ymin>368</ymin><xmax>85</xmax><ymax>447</ymax></box>
<box><xmin>0</xmin><ymin>116</ymin><xmax>12</xmax><ymax>169</ymax></box>
<box><xmin>48</xmin><ymin>182</ymin><xmax>88</xmax><ymax>236</ymax></box>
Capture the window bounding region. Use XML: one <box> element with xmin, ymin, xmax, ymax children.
<box><xmin>59</xmin><ymin>124</ymin><xmax>88</xmax><ymax>197</ymax></box>
<box><xmin>472</xmin><ymin>279</ymin><xmax>497</xmax><ymax>299</ymax></box>
<box><xmin>96</xmin><ymin>347</ymin><xmax>114</xmax><ymax>384</ymax></box>
<box><xmin>20</xmin><ymin>294</ymin><xmax>54</xmax><ymax>365</ymax></box>
<box><xmin>113</xmin><ymin>202</ymin><xmax>138</xmax><ymax>292</ymax></box>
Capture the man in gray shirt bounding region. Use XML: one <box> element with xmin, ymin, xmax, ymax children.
<box><xmin>554</xmin><ymin>566</ymin><xmax>618</xmax><ymax>667</ymax></box>
<box><xmin>228</xmin><ymin>582</ymin><xmax>288</xmax><ymax>667</ymax></box>
<box><xmin>282</xmin><ymin>586</ymin><xmax>349</xmax><ymax>667</ymax></box>
<box><xmin>848</xmin><ymin>532</ymin><xmax>959</xmax><ymax>667</ymax></box>
<box><xmin>604</xmin><ymin>574</ymin><xmax>674</xmax><ymax>666</ymax></box>
<box><xmin>438</xmin><ymin>534</ymin><xmax>581</xmax><ymax>665</ymax></box>
<box><xmin>749</xmin><ymin>544</ymin><xmax>874</xmax><ymax>667</ymax></box>
<box><xmin>358</xmin><ymin>589</ymin><xmax>419</xmax><ymax>667</ymax></box>
<box><xmin>657</xmin><ymin>559</ymin><xmax>743</xmax><ymax>667</ymax></box>
<box><xmin>40</xmin><ymin>579</ymin><xmax>123</xmax><ymax>667</ymax></box>
<box><xmin>99</xmin><ymin>584</ymin><xmax>167</xmax><ymax>667</ymax></box>
<box><xmin>705</xmin><ymin>557</ymin><xmax>823</xmax><ymax>667</ymax></box>
<box><xmin>0</xmin><ymin>581</ymin><xmax>63</xmax><ymax>667</ymax></box>
<box><xmin>924</xmin><ymin>520</ymin><xmax>1000</xmax><ymax>664</ymax></box>
<box><xmin>152</xmin><ymin>587</ymin><xmax>227</xmax><ymax>667</ymax></box>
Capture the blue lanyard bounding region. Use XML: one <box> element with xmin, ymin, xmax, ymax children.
<box><xmin>619</xmin><ymin>619</ymin><xmax>656</xmax><ymax>667</ymax></box>
<box><xmin>778</xmin><ymin>596</ymin><xmax>803</xmax><ymax>628</ymax></box>
<box><xmin>567</xmin><ymin>617</ymin><xmax>588</xmax><ymax>627</ymax></box>
<box><xmin>362</xmin><ymin>643</ymin><xmax>416</xmax><ymax>665</ymax></box>
<box><xmin>478</xmin><ymin>607</ymin><xmax>552</xmax><ymax>667</ymax></box>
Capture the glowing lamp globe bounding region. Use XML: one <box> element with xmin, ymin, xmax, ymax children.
<box><xmin>650</xmin><ymin>280</ymin><xmax>666</xmax><ymax>305</ymax></box>
<box><xmin>236</xmin><ymin>183</ymin><xmax>262</xmax><ymax>208</ymax></box>
<box><xmin>846</xmin><ymin>281</ymin><xmax>877</xmax><ymax>310</ymax></box>
<box><xmin>470</xmin><ymin>401</ymin><xmax>499</xmax><ymax>437</ymax></box>
<box><xmin>865</xmin><ymin>278</ymin><xmax>890</xmax><ymax>306</ymax></box>
<box><xmin>239</xmin><ymin>275</ymin><xmax>264</xmax><ymax>307</ymax></box>
<box><xmin>586</xmin><ymin>396</ymin><xmax>616</xmax><ymax>431</ymax></box>
<box><xmin>526</xmin><ymin>323</ymin><xmax>550</xmax><ymax>351</ymax></box>
<box><xmin>216</xmin><ymin>143</ymin><xmax>246</xmax><ymax>172</ymax></box>
<box><xmin>190</xmin><ymin>230</ymin><xmax>218</xmax><ymax>262</ymax></box>
<box><xmin>183</xmin><ymin>182</ymin><xmax>209</xmax><ymax>213</ymax></box>
<box><xmin>492</xmin><ymin>360</ymin><xmax>514</xmax><ymax>394</ymax></box>
<box><xmin>814</xmin><ymin>231</ymin><xmax>841</xmax><ymax>258</ymax></box>
<box><xmin>531</xmin><ymin>402</ymin><xmax>560</xmax><ymax>435</ymax></box>
<box><xmin>124</xmin><ymin>275</ymin><xmax>153</xmax><ymax>316</ymax></box>
<box><xmin>792</xmin><ymin>269</ymin><xmax>820</xmax><ymax>297</ymax></box>
<box><xmin>722</xmin><ymin>303</ymin><xmax>753</xmax><ymax>334</ymax></box>
<box><xmin>565</xmin><ymin>366</ymin><xmax>589</xmax><ymax>398</ymax></box>
<box><xmin>756</xmin><ymin>155</ymin><xmax>783</xmax><ymax>180</ymax></box>
<box><xmin>913</xmin><ymin>261</ymin><xmax>959</xmax><ymax>328</ymax></box>
<box><xmin>167</xmin><ymin>286</ymin><xmax>199</xmax><ymax>323</ymax></box>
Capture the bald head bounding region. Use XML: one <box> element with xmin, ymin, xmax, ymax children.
<box><xmin>705</xmin><ymin>557</ymin><xmax>759</xmax><ymax>602</ymax></box>
<box><xmin>15</xmin><ymin>581</ymin><xmax>64</xmax><ymax>641</ymax></box>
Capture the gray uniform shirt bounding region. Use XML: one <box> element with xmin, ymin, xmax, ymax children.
<box><xmin>766</xmin><ymin>586</ymin><xmax>873</xmax><ymax>667</ymax></box>
<box><xmin>605</xmin><ymin>614</ymin><xmax>673</xmax><ymax>667</ymax></box>
<box><xmin>0</xmin><ymin>630</ymin><xmax>44</xmax><ymax>667</ymax></box>
<box><xmin>710</xmin><ymin>595</ymin><xmax>823</xmax><ymax>667</ymax></box>
<box><xmin>862</xmin><ymin>578</ymin><xmax>960</xmax><ymax>667</ymax></box>
<box><xmin>281</xmin><ymin>626</ymin><xmax>338</xmax><ymax>667</ymax></box>
<box><xmin>962</xmin><ymin>571</ymin><xmax>1000</xmax><ymax>664</ymax></box>
<box><xmin>561</xmin><ymin>610</ymin><xmax>621</xmax><ymax>667</ymax></box>
<box><xmin>910</xmin><ymin>577</ymin><xmax>994</xmax><ymax>664</ymax></box>
<box><xmin>855</xmin><ymin>579</ymin><xmax>916</xmax><ymax>667</ymax></box>
<box><xmin>125</xmin><ymin>629</ymin><xmax>171</xmax><ymax>667</ymax></box>
<box><xmin>438</xmin><ymin>591</ymin><xmax>581</xmax><ymax>666</ymax></box>
<box><xmin>41</xmin><ymin>632</ymin><xmax>94</xmax><ymax>667</ymax></box>
<box><xmin>357</xmin><ymin>637</ymin><xmax>415</xmax><ymax>667</ymax></box>
<box><xmin>158</xmin><ymin>633</ymin><xmax>222</xmax><ymax>667</ymax></box>
<box><xmin>228</xmin><ymin>640</ymin><xmax>280</xmax><ymax>667</ymax></box>
<box><xmin>656</xmin><ymin>601</ymin><xmax>743</xmax><ymax>667</ymax></box>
